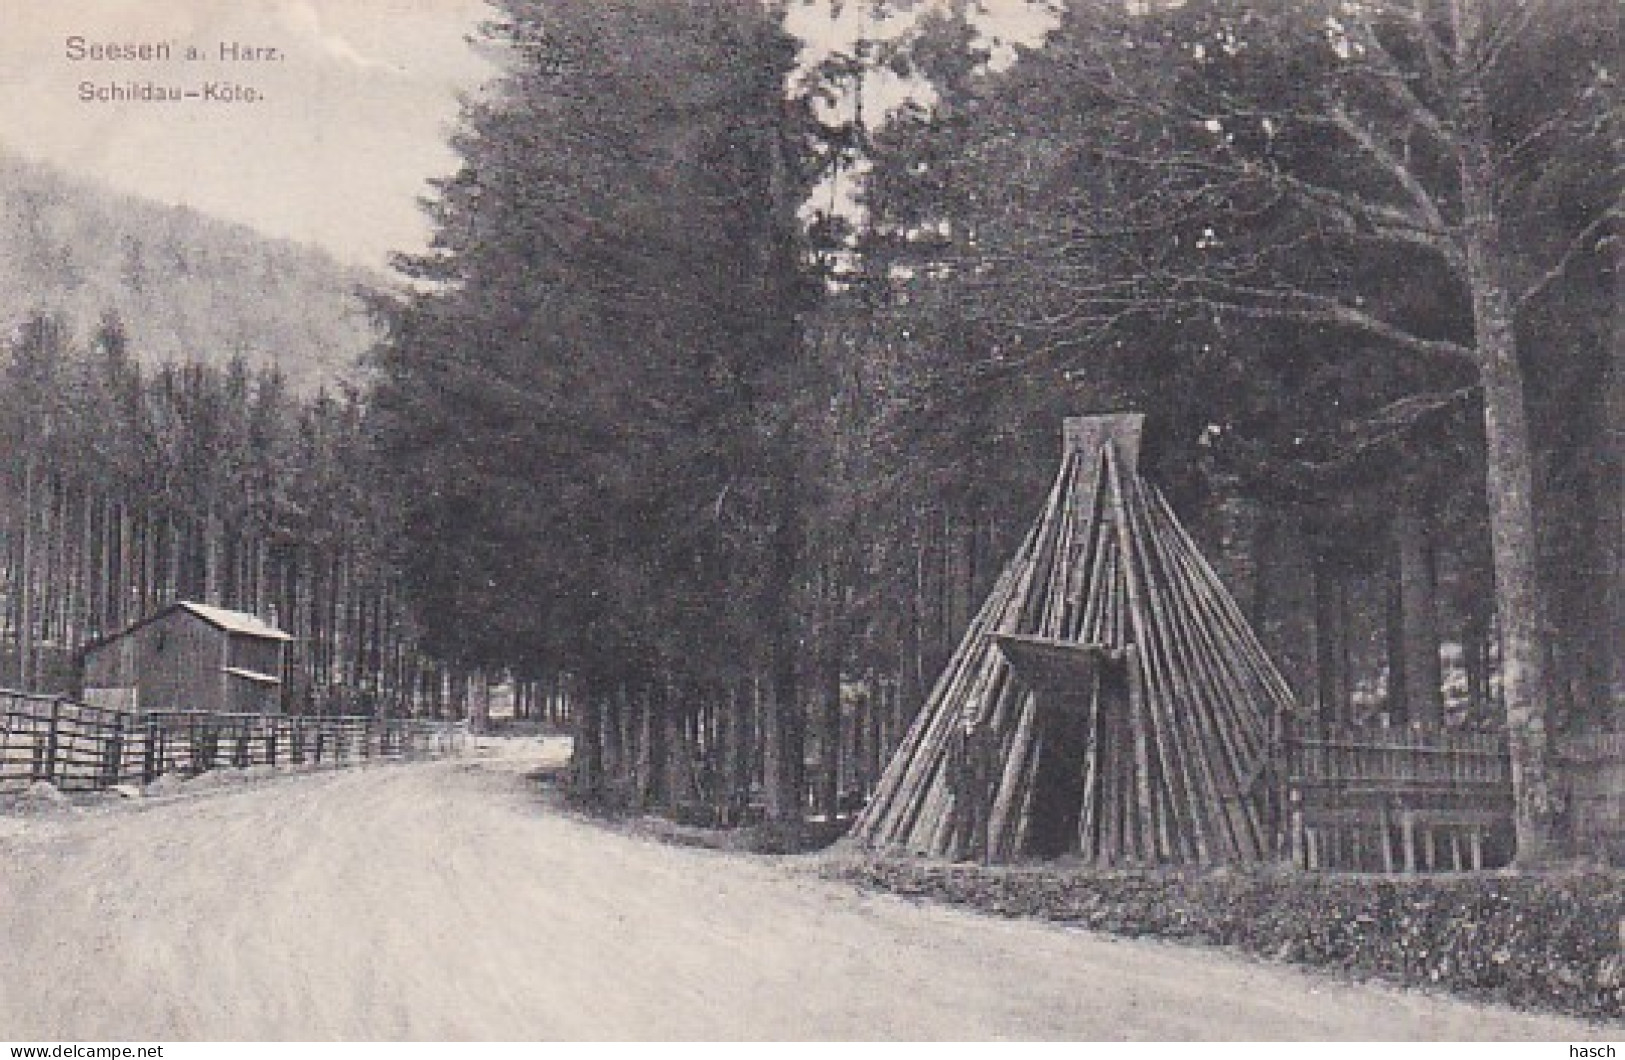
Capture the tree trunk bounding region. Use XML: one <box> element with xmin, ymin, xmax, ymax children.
<box><xmin>814</xmin><ymin>570</ymin><xmax>844</xmax><ymax>820</ymax></box>
<box><xmin>18</xmin><ymin>457</ymin><xmax>36</xmax><ymax>691</ymax></box>
<box><xmin>165</xmin><ymin>513</ymin><xmax>180</xmax><ymax>606</ymax></box>
<box><xmin>574</xmin><ymin>676</ymin><xmax>604</xmax><ymax>800</ymax></box>
<box><xmin>639</xmin><ymin>682</ymin><xmax>667</xmax><ymax>809</ymax></box>
<box><xmin>470</xmin><ymin>672</ymin><xmax>491</xmax><ymax>735</ymax></box>
<box><xmin>603</xmin><ymin>684</ymin><xmax>626</xmax><ymax>787</ymax></box>
<box><xmin>71</xmin><ymin>487</ymin><xmax>91</xmax><ymax>652</ymax></box>
<box><xmin>763</xmin><ymin>667</ymin><xmax>804</xmax><ymax>825</ymax></box>
<box><xmin>204</xmin><ymin>508</ymin><xmax>223</xmax><ymax>606</ymax></box>
<box><xmin>726</xmin><ymin>678</ymin><xmax>754</xmax><ymax>825</ymax></box>
<box><xmin>1463</xmin><ymin>610</ymin><xmax>1491</xmax><ymax>724</ymax></box>
<box><xmin>762</xmin><ymin>432</ymin><xmax>804</xmax><ymax>827</ymax></box>
<box><xmin>1384</xmin><ymin>532</ymin><xmax>1409</xmax><ymax>727</ymax></box>
<box><xmin>1456</xmin><ymin>33</ymin><xmax>1560</xmax><ymax>860</ymax></box>
<box><xmin>664</xmin><ymin>685</ymin><xmax>685</xmax><ymax>814</ymax></box>
<box><xmin>1394</xmin><ymin>494</ymin><xmax>1445</xmax><ymax>728</ymax></box>
<box><xmin>946</xmin><ymin>511</ymin><xmax>974</xmax><ymax>644</ymax></box>
<box><xmin>1605</xmin><ymin>133</ymin><xmax>1625</xmax><ymax>725</ymax></box>
<box><xmin>1312</xmin><ymin>554</ymin><xmax>1348</xmax><ymax>728</ymax></box>
<box><xmin>1475</xmin><ymin>275</ymin><xmax>1561</xmax><ymax>862</ymax></box>
<box><xmin>817</xmin><ymin>641</ymin><xmax>842</xmax><ymax>820</ymax></box>
<box><xmin>899</xmin><ymin>541</ymin><xmax>925</xmax><ymax>730</ymax></box>
<box><xmin>862</xmin><ymin>686</ymin><xmax>882</xmax><ymax>797</ymax></box>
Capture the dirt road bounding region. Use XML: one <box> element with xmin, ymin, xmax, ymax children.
<box><xmin>0</xmin><ymin>739</ymin><xmax>1603</xmax><ymax>1040</ymax></box>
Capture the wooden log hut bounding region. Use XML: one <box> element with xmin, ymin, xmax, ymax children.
<box><xmin>80</xmin><ymin>601</ymin><xmax>292</xmax><ymax>715</ymax></box>
<box><xmin>849</xmin><ymin>414</ymin><xmax>1300</xmax><ymax>865</ymax></box>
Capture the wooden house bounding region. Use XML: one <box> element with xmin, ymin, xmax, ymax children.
<box><xmin>81</xmin><ymin>601</ymin><xmax>292</xmax><ymax>715</ymax></box>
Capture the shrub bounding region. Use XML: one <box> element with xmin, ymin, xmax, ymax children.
<box><xmin>829</xmin><ymin>859</ymin><xmax>1625</xmax><ymax>1022</ymax></box>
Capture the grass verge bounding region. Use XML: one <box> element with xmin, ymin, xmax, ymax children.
<box><xmin>828</xmin><ymin>857</ymin><xmax>1624</xmax><ymax>1024</ymax></box>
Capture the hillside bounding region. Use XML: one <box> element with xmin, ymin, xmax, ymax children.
<box><xmin>0</xmin><ymin>149</ymin><xmax>385</xmax><ymax>393</ymax></box>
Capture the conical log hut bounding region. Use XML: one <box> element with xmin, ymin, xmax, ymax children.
<box><xmin>850</xmin><ymin>414</ymin><xmax>1299</xmax><ymax>865</ymax></box>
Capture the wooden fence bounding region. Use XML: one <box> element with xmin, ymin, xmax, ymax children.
<box><xmin>1564</xmin><ymin>731</ymin><xmax>1625</xmax><ymax>863</ymax></box>
<box><xmin>1</xmin><ymin>689</ymin><xmax>468</xmax><ymax>795</ymax></box>
<box><xmin>1288</xmin><ymin>727</ymin><xmax>1625</xmax><ymax>872</ymax></box>
<box><xmin>1286</xmin><ymin>727</ymin><xmax>1514</xmax><ymax>873</ymax></box>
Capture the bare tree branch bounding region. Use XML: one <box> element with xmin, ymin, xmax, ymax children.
<box><xmin>1150</xmin><ymin>275</ymin><xmax>1479</xmax><ymax>365</ymax></box>
<box><xmin>1341</xmin><ymin>11</ymin><xmax>1460</xmax><ymax>152</ymax></box>
<box><xmin>1326</xmin><ymin>101</ymin><xmax>1452</xmax><ymax>235</ymax></box>
<box><xmin>1515</xmin><ymin>200</ymin><xmax>1624</xmax><ymax>312</ymax></box>
<box><xmin>1476</xmin><ymin>0</ymin><xmax>1550</xmax><ymax>75</ymax></box>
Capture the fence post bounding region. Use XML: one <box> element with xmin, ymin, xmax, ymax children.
<box><xmin>143</xmin><ymin>714</ymin><xmax>160</xmax><ymax>784</ymax></box>
<box><xmin>193</xmin><ymin>716</ymin><xmax>209</xmax><ymax>774</ymax></box>
<box><xmin>103</xmin><ymin>713</ymin><xmax>126</xmax><ymax>790</ymax></box>
<box><xmin>40</xmin><ymin>698</ymin><xmax>62</xmax><ymax>784</ymax></box>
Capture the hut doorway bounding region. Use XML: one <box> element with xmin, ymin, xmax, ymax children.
<box><xmin>1023</xmin><ymin>681</ymin><xmax>1094</xmax><ymax>858</ymax></box>
<box><xmin>1026</xmin><ymin>651</ymin><xmax>1137</xmax><ymax>859</ymax></box>
<box><xmin>992</xmin><ymin>634</ymin><xmax>1131</xmax><ymax>860</ymax></box>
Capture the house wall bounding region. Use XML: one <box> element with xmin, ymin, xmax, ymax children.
<box><xmin>227</xmin><ymin>635</ymin><xmax>283</xmax><ymax>677</ymax></box>
<box><xmin>83</xmin><ymin>636</ymin><xmax>138</xmax><ymax>690</ymax></box>
<box><xmin>133</xmin><ymin>610</ymin><xmax>228</xmax><ymax>714</ymax></box>
<box><xmin>227</xmin><ymin>633</ymin><xmax>286</xmax><ymax>714</ymax></box>
<box><xmin>83</xmin><ymin>609</ymin><xmax>289</xmax><ymax>715</ymax></box>
<box><xmin>228</xmin><ymin>675</ymin><xmax>281</xmax><ymax>714</ymax></box>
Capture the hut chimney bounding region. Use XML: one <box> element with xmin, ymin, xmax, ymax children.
<box><xmin>1063</xmin><ymin>413</ymin><xmax>1144</xmax><ymax>480</ymax></box>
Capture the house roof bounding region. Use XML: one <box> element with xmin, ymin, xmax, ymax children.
<box><xmin>224</xmin><ymin>666</ymin><xmax>282</xmax><ymax>685</ymax></box>
<box><xmin>177</xmin><ymin>601</ymin><xmax>292</xmax><ymax>641</ymax></box>
<box><xmin>85</xmin><ymin>601</ymin><xmax>293</xmax><ymax>654</ymax></box>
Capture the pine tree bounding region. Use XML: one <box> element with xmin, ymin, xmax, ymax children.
<box><xmin>826</xmin><ymin>0</ymin><xmax>1619</xmax><ymax>861</ymax></box>
<box><xmin>373</xmin><ymin>0</ymin><xmax>816</xmax><ymax>811</ymax></box>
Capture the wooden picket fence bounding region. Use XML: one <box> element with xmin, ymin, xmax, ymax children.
<box><xmin>0</xmin><ymin>689</ymin><xmax>468</xmax><ymax>795</ymax></box>
<box><xmin>1286</xmin><ymin>726</ymin><xmax>1515</xmax><ymax>873</ymax></box>
<box><xmin>1564</xmin><ymin>731</ymin><xmax>1625</xmax><ymax>862</ymax></box>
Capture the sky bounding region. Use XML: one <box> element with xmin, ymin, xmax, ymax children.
<box><xmin>0</xmin><ymin>0</ymin><xmax>1053</xmax><ymax>272</ymax></box>
<box><xmin>0</xmin><ymin>0</ymin><xmax>497</xmax><ymax>270</ymax></box>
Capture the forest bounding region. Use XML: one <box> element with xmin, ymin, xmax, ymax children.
<box><xmin>3</xmin><ymin>0</ymin><xmax>1620</xmax><ymax>864</ymax></box>
<box><xmin>0</xmin><ymin>310</ymin><xmax>478</xmax><ymax>717</ymax></box>
<box><xmin>0</xmin><ymin>148</ymin><xmax>376</xmax><ymax>394</ymax></box>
